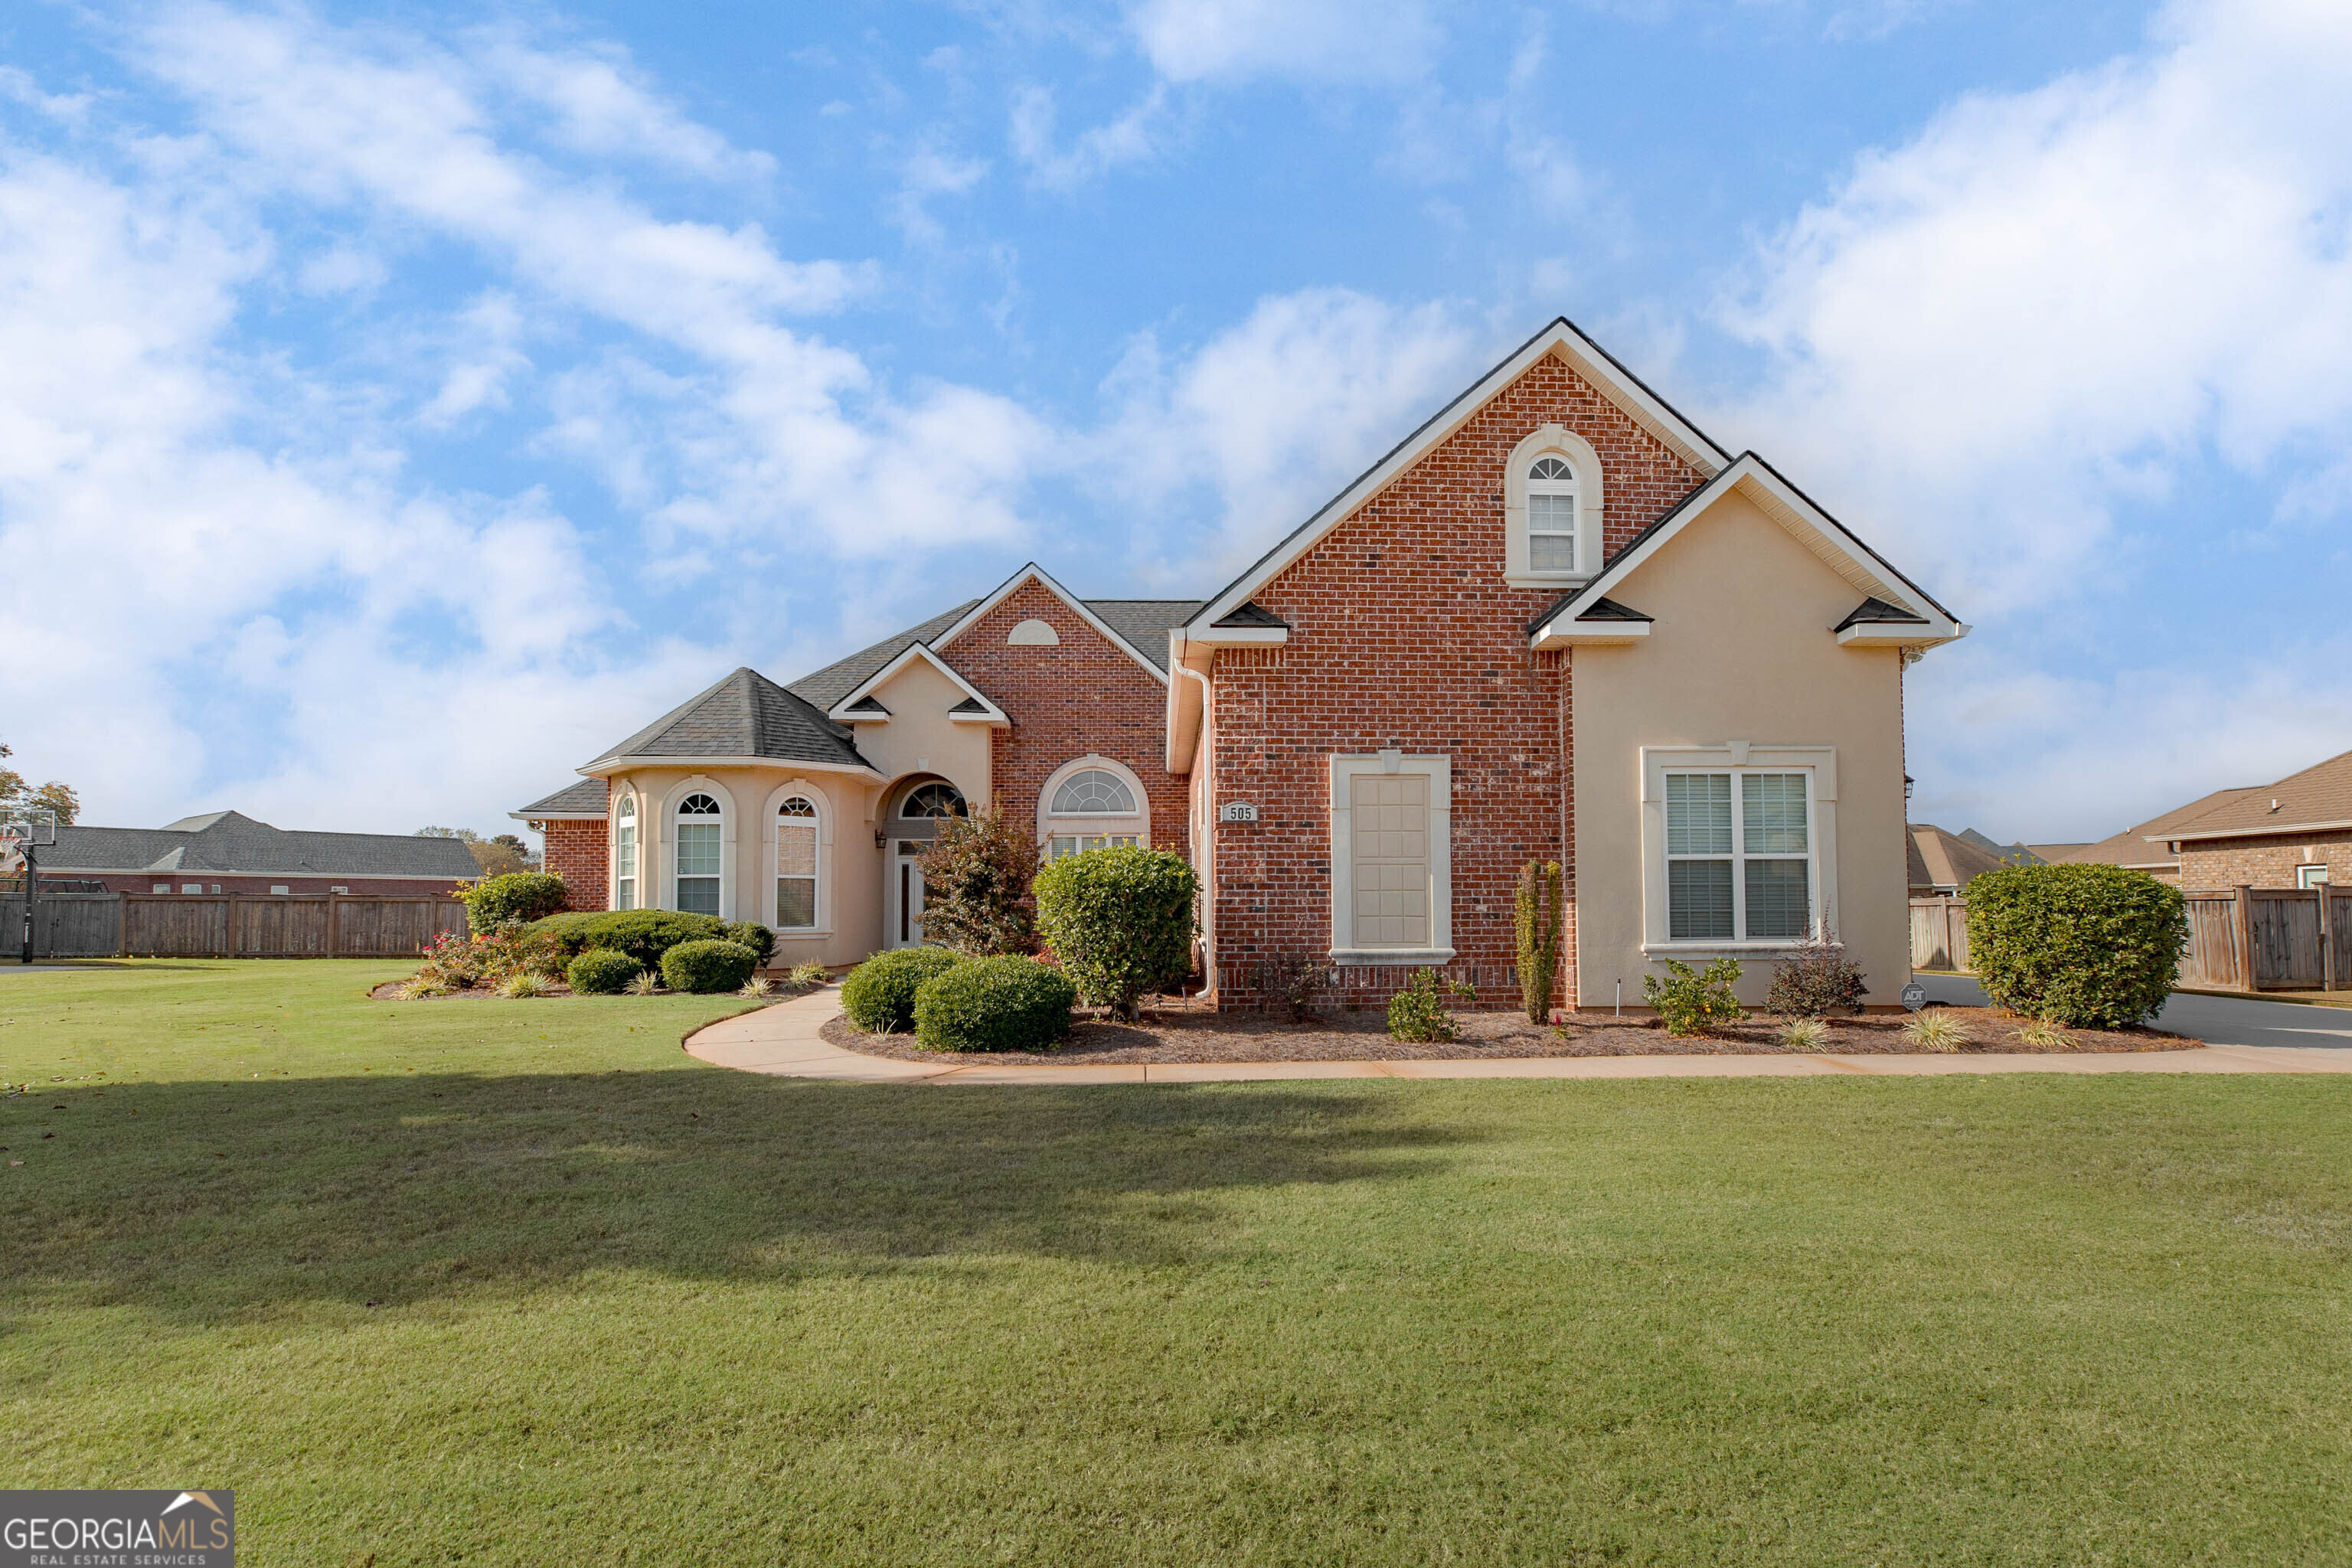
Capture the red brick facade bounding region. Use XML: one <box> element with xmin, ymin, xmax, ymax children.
<box><xmin>1203</xmin><ymin>354</ymin><xmax>1709</xmax><ymax>1008</ymax></box>
<box><xmin>537</xmin><ymin>811</ymin><xmax>609</xmax><ymax>912</ymax></box>
<box><xmin>2178</xmin><ymin>831</ymin><xmax>2349</xmax><ymax>890</ymax></box>
<box><xmin>940</xmin><ymin>580</ymin><xmax>1187</xmax><ymax>852</ymax></box>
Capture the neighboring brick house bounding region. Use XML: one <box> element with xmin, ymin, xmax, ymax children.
<box><xmin>2164</xmin><ymin>748</ymin><xmax>2352</xmax><ymax>890</ymax></box>
<box><xmin>0</xmin><ymin>809</ymin><xmax>479</xmax><ymax>896</ymax></box>
<box><xmin>2030</xmin><ymin>786</ymin><xmax>2264</xmax><ymax>885</ymax></box>
<box><xmin>514</xmin><ymin>318</ymin><xmax>1967</xmax><ymax>1008</ymax></box>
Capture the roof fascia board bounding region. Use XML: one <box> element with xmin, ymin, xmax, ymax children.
<box><xmin>825</xmin><ymin>642</ymin><xmax>1010</xmax><ymax>724</ymax></box>
<box><xmin>1528</xmin><ymin>456</ymin><xmax>1965</xmax><ymax>648</ymax></box>
<box><xmin>2154</xmin><ymin>818</ymin><xmax>2352</xmax><ymax>844</ymax></box>
<box><xmin>1184</xmin><ymin>625</ymin><xmax>1289</xmax><ymax>648</ymax></box>
<box><xmin>1532</xmin><ymin>621</ymin><xmax>1650</xmax><ymax>648</ymax></box>
<box><xmin>580</xmin><ymin>755</ymin><xmax>886</xmax><ymax>781</ymax></box>
<box><xmin>1187</xmin><ymin>318</ymin><xmax>1734</xmax><ymax>630</ymax></box>
<box><xmin>508</xmin><ymin>810</ymin><xmax>607</xmax><ymax>822</ymax></box>
<box><xmin>932</xmin><ymin>562</ymin><xmax>1171</xmax><ymax>685</ymax></box>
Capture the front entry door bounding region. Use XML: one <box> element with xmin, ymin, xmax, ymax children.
<box><xmin>888</xmin><ymin>841</ymin><xmax>929</xmax><ymax>948</ymax></box>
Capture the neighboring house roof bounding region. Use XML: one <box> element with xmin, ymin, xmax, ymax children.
<box><xmin>1185</xmin><ymin>316</ymin><xmax>1736</xmax><ymax>632</ymax></box>
<box><xmin>31</xmin><ymin>811</ymin><xmax>479</xmax><ymax>879</ymax></box>
<box><xmin>514</xmin><ymin>779</ymin><xmax>609</xmax><ymax>820</ymax></box>
<box><xmin>589</xmin><ymin>667</ymin><xmax>871</xmax><ymax>773</ymax></box>
<box><xmin>2037</xmin><ymin>786</ymin><xmax>2265</xmax><ymax>871</ymax></box>
<box><xmin>1529</xmin><ymin>452</ymin><xmax>1965</xmax><ymax>647</ymax></box>
<box><xmin>1955</xmin><ymin>828</ymin><xmax>2043</xmax><ymax>865</ymax></box>
<box><xmin>2159</xmin><ymin>747</ymin><xmax>2352</xmax><ymax>842</ymax></box>
<box><xmin>1907</xmin><ymin>824</ymin><xmax>2007</xmax><ymax>892</ymax></box>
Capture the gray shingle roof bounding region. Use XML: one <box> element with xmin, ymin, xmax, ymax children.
<box><xmin>38</xmin><ymin>813</ymin><xmax>481</xmax><ymax>878</ymax></box>
<box><xmin>786</xmin><ymin>602</ymin><xmax>978</xmax><ymax>712</ymax></box>
<box><xmin>590</xmin><ymin>667</ymin><xmax>871</xmax><ymax>771</ymax></box>
<box><xmin>517</xmin><ymin>779</ymin><xmax>609</xmax><ymax>817</ymax></box>
<box><xmin>1081</xmin><ymin>599</ymin><xmax>1204</xmax><ymax>669</ymax></box>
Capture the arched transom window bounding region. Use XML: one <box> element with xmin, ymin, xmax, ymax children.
<box><xmin>897</xmin><ymin>782</ymin><xmax>967</xmax><ymax>819</ymax></box>
<box><xmin>675</xmin><ymin>792</ymin><xmax>723</xmax><ymax>916</ymax></box>
<box><xmin>1040</xmin><ymin>758</ymin><xmax>1148</xmax><ymax>861</ymax></box>
<box><xmin>1527</xmin><ymin>456</ymin><xmax>1578</xmax><ymax>573</ymax></box>
<box><xmin>776</xmin><ymin>795</ymin><xmax>818</xmax><ymax>930</ymax></box>
<box><xmin>614</xmin><ymin>795</ymin><xmax>638</xmax><ymax>911</ymax></box>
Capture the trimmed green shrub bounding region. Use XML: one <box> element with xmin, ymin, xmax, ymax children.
<box><xmin>457</xmin><ymin>872</ymin><xmax>568</xmax><ymax>933</ymax></box>
<box><xmin>660</xmin><ymin>939</ymin><xmax>760</xmax><ymax>995</ymax></box>
<box><xmin>1387</xmin><ymin>968</ymin><xmax>1458</xmax><ymax>1044</ymax></box>
<box><xmin>567</xmin><ymin>947</ymin><xmax>642</xmax><ymax>995</ymax></box>
<box><xmin>528</xmin><ymin>910</ymin><xmax>727</xmax><ymax>967</ymax></box>
<box><xmin>911</xmin><ymin>956</ymin><xmax>1077</xmax><ymax>1053</ymax></box>
<box><xmin>1966</xmin><ymin>863</ymin><xmax>2187</xmax><ymax>1027</ymax></box>
<box><xmin>1766</xmin><ymin>937</ymin><xmax>1867</xmax><ymax>1018</ymax></box>
<box><xmin>724</xmin><ymin>920</ymin><xmax>776</xmax><ymax>965</ymax></box>
<box><xmin>1031</xmin><ymin>845</ymin><xmax>1198</xmax><ymax>1020</ymax></box>
<box><xmin>841</xmin><ymin>947</ymin><xmax>967</xmax><ymax>1033</ymax></box>
<box><xmin>1644</xmin><ymin>957</ymin><xmax>1744</xmax><ymax>1036</ymax></box>
<box><xmin>1515</xmin><ymin>860</ymin><xmax>1563</xmax><ymax>1023</ymax></box>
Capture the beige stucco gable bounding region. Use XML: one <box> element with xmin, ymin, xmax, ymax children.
<box><xmin>838</xmin><ymin>655</ymin><xmax>994</xmax><ymax>810</ymax></box>
<box><xmin>1570</xmin><ymin>485</ymin><xmax>1912</xmax><ymax>1008</ymax></box>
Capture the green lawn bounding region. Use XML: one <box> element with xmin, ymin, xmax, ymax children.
<box><xmin>4</xmin><ymin>961</ymin><xmax>2348</xmax><ymax>1566</ymax></box>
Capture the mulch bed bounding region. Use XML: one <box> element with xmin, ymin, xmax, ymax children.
<box><xmin>824</xmin><ymin>1003</ymin><xmax>2202</xmax><ymax>1066</ymax></box>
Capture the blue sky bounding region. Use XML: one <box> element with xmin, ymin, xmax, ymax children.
<box><xmin>2</xmin><ymin>0</ymin><xmax>2347</xmax><ymax>848</ymax></box>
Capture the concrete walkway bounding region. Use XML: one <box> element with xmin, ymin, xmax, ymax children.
<box><xmin>686</xmin><ymin>986</ymin><xmax>2352</xmax><ymax>1086</ymax></box>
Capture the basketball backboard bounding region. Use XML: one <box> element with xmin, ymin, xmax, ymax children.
<box><xmin>0</xmin><ymin>808</ymin><xmax>57</xmax><ymax>848</ymax></box>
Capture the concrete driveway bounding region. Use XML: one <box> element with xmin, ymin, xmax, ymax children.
<box><xmin>1917</xmin><ymin>974</ymin><xmax>2352</xmax><ymax>1053</ymax></box>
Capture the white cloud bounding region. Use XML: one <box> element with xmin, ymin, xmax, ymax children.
<box><xmin>1096</xmin><ymin>288</ymin><xmax>1487</xmax><ymax>572</ymax></box>
<box><xmin>1125</xmin><ymin>0</ymin><xmax>1439</xmax><ymax>85</ymax></box>
<box><xmin>1721</xmin><ymin>0</ymin><xmax>2352</xmax><ymax>612</ymax></box>
<box><xmin>889</xmin><ymin>145</ymin><xmax>991</xmax><ymax>243</ymax></box>
<box><xmin>1008</xmin><ymin>83</ymin><xmax>1168</xmax><ymax>190</ymax></box>
<box><xmin>475</xmin><ymin>34</ymin><xmax>776</xmax><ymax>182</ymax></box>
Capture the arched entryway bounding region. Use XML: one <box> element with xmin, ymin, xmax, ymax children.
<box><xmin>881</xmin><ymin>775</ymin><xmax>968</xmax><ymax>949</ymax></box>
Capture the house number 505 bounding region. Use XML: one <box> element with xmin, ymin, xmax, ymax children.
<box><xmin>1218</xmin><ymin>801</ymin><xmax>1259</xmax><ymax>822</ymax></box>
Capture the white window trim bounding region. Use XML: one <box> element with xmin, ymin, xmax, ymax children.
<box><xmin>763</xmin><ymin>779</ymin><xmax>832</xmax><ymax>936</ymax></box>
<box><xmin>612</xmin><ymin>787</ymin><xmax>639</xmax><ymax>912</ymax></box>
<box><xmin>660</xmin><ymin>776</ymin><xmax>735</xmax><ymax>920</ymax></box>
<box><xmin>1038</xmin><ymin>753</ymin><xmax>1150</xmax><ymax>859</ymax></box>
<box><xmin>1328</xmin><ymin>750</ymin><xmax>1454</xmax><ymax>965</ymax></box>
<box><xmin>1639</xmin><ymin>743</ymin><xmax>1838</xmax><ymax>956</ymax></box>
<box><xmin>1503</xmin><ymin>424</ymin><xmax>1604</xmax><ymax>589</ymax></box>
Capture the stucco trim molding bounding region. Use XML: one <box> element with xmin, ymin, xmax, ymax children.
<box><xmin>1638</xmin><ymin>743</ymin><xmax>1839</xmax><ymax>956</ymax></box>
<box><xmin>1328</xmin><ymin>752</ymin><xmax>1453</xmax><ymax>965</ymax></box>
<box><xmin>580</xmin><ymin>756</ymin><xmax>885</xmax><ymax>782</ymax></box>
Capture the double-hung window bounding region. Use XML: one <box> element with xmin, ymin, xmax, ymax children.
<box><xmin>1664</xmin><ymin>770</ymin><xmax>1815</xmax><ymax>942</ymax></box>
<box><xmin>776</xmin><ymin>795</ymin><xmax>818</xmax><ymax>928</ymax></box>
<box><xmin>615</xmin><ymin>796</ymin><xmax>637</xmax><ymax>910</ymax></box>
<box><xmin>675</xmin><ymin>792</ymin><xmax>723</xmax><ymax>916</ymax></box>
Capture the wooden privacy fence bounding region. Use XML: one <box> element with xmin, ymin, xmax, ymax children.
<box><xmin>1913</xmin><ymin>887</ymin><xmax>2346</xmax><ymax>993</ymax></box>
<box><xmin>3</xmin><ymin>892</ymin><xmax>468</xmax><ymax>960</ymax></box>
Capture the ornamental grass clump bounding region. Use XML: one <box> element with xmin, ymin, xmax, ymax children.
<box><xmin>1965</xmin><ymin>863</ymin><xmax>2187</xmax><ymax>1028</ymax></box>
<box><xmin>1778</xmin><ymin>1018</ymin><xmax>1832</xmax><ymax>1052</ymax></box>
<box><xmin>495</xmin><ymin>971</ymin><xmax>550</xmax><ymax>999</ymax></box>
<box><xmin>2017</xmin><ymin>1015</ymin><xmax>2073</xmax><ymax>1050</ymax></box>
<box><xmin>565</xmin><ymin>948</ymin><xmax>642</xmax><ymax>996</ymax></box>
<box><xmin>737</xmin><ymin>975</ymin><xmax>773</xmax><ymax>999</ymax></box>
<box><xmin>1514</xmin><ymin>860</ymin><xmax>1563</xmax><ymax>1024</ymax></box>
<box><xmin>911</xmin><ymin>956</ymin><xmax>1078</xmax><ymax>1053</ymax></box>
<box><xmin>1032</xmin><ymin>845</ymin><xmax>1198</xmax><ymax>1021</ymax></box>
<box><xmin>658</xmin><ymin>939</ymin><xmax>760</xmax><ymax>995</ymax></box>
<box><xmin>625</xmin><ymin>969</ymin><xmax>661</xmax><ymax>996</ymax></box>
<box><xmin>785</xmin><ymin>960</ymin><xmax>831</xmax><ymax>991</ymax></box>
<box><xmin>1643</xmin><ymin>958</ymin><xmax>1744</xmax><ymax>1036</ymax></box>
<box><xmin>841</xmin><ymin>947</ymin><xmax>966</xmax><ymax>1033</ymax></box>
<box><xmin>1902</xmin><ymin>1010</ymin><xmax>1971</xmax><ymax>1053</ymax></box>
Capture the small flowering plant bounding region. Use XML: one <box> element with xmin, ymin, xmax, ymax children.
<box><xmin>413</xmin><ymin>922</ymin><xmax>567</xmax><ymax>991</ymax></box>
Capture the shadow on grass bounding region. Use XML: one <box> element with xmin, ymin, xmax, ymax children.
<box><xmin>1</xmin><ymin>1067</ymin><xmax>1469</xmax><ymax>1324</ymax></box>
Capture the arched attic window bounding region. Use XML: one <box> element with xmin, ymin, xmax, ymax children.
<box><xmin>1527</xmin><ymin>456</ymin><xmax>1579</xmax><ymax>573</ymax></box>
<box><xmin>675</xmin><ymin>792</ymin><xmax>723</xmax><ymax>916</ymax></box>
<box><xmin>1040</xmin><ymin>759</ymin><xmax>1148</xmax><ymax>861</ymax></box>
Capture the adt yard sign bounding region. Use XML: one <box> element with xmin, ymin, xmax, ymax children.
<box><xmin>1900</xmin><ymin>982</ymin><xmax>1926</xmax><ymax>1011</ymax></box>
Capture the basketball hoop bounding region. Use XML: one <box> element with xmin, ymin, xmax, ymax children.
<box><xmin>2</xmin><ymin>809</ymin><xmax>57</xmax><ymax>965</ymax></box>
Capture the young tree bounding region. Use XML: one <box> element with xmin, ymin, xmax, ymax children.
<box><xmin>1514</xmin><ymin>860</ymin><xmax>1563</xmax><ymax>1023</ymax></box>
<box><xmin>0</xmin><ymin>740</ymin><xmax>79</xmax><ymax>825</ymax></box>
<box><xmin>914</xmin><ymin>808</ymin><xmax>1039</xmax><ymax>956</ymax></box>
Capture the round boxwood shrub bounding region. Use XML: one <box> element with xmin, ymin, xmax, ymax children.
<box><xmin>528</xmin><ymin>910</ymin><xmax>727</xmax><ymax>968</ymax></box>
<box><xmin>458</xmin><ymin>871</ymin><xmax>568</xmax><ymax>933</ymax></box>
<box><xmin>912</xmin><ymin>956</ymin><xmax>1078</xmax><ymax>1053</ymax></box>
<box><xmin>1031</xmin><ymin>844</ymin><xmax>1198</xmax><ymax>1020</ymax></box>
<box><xmin>1966</xmin><ymin>863</ymin><xmax>2187</xmax><ymax>1028</ymax></box>
<box><xmin>660</xmin><ymin>939</ymin><xmax>760</xmax><ymax>995</ymax></box>
<box><xmin>724</xmin><ymin>920</ymin><xmax>777</xmax><ymax>966</ymax></box>
<box><xmin>841</xmin><ymin>947</ymin><xmax>966</xmax><ymax>1033</ymax></box>
<box><xmin>566</xmin><ymin>947</ymin><xmax>642</xmax><ymax>995</ymax></box>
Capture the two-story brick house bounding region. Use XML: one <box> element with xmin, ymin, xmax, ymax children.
<box><xmin>516</xmin><ymin>318</ymin><xmax>1967</xmax><ymax>1010</ymax></box>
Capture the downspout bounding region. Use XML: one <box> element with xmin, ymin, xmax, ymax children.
<box><xmin>1175</xmin><ymin>648</ymin><xmax>1216</xmax><ymax>996</ymax></box>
